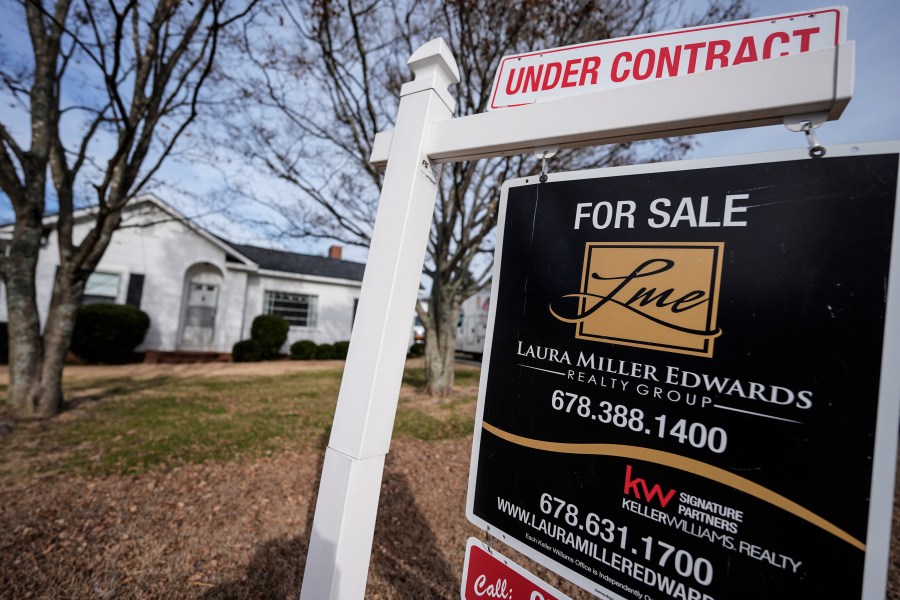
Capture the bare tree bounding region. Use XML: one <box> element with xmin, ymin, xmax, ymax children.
<box><xmin>213</xmin><ymin>0</ymin><xmax>745</xmax><ymax>395</ymax></box>
<box><xmin>0</xmin><ymin>0</ymin><xmax>256</xmax><ymax>419</ymax></box>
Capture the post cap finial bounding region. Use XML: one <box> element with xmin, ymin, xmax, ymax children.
<box><xmin>400</xmin><ymin>38</ymin><xmax>459</xmax><ymax>110</ymax></box>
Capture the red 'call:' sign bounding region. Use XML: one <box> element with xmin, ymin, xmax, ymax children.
<box><xmin>461</xmin><ymin>538</ymin><xmax>572</xmax><ymax>600</ymax></box>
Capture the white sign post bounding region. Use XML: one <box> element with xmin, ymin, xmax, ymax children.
<box><xmin>298</xmin><ymin>39</ymin><xmax>459</xmax><ymax>599</ymax></box>
<box><xmin>300</xmin><ymin>9</ymin><xmax>856</xmax><ymax>600</ymax></box>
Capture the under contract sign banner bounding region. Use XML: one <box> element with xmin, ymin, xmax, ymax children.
<box><xmin>466</xmin><ymin>143</ymin><xmax>900</xmax><ymax>600</ymax></box>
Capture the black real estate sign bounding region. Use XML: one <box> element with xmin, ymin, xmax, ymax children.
<box><xmin>466</xmin><ymin>144</ymin><xmax>900</xmax><ymax>600</ymax></box>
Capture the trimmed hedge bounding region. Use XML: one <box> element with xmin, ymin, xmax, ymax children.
<box><xmin>70</xmin><ymin>303</ymin><xmax>150</xmax><ymax>364</ymax></box>
<box><xmin>251</xmin><ymin>315</ymin><xmax>289</xmax><ymax>358</ymax></box>
<box><xmin>314</xmin><ymin>343</ymin><xmax>335</xmax><ymax>360</ymax></box>
<box><xmin>232</xmin><ymin>339</ymin><xmax>263</xmax><ymax>362</ymax></box>
<box><xmin>333</xmin><ymin>340</ymin><xmax>350</xmax><ymax>360</ymax></box>
<box><xmin>290</xmin><ymin>340</ymin><xmax>350</xmax><ymax>360</ymax></box>
<box><xmin>290</xmin><ymin>340</ymin><xmax>317</xmax><ymax>360</ymax></box>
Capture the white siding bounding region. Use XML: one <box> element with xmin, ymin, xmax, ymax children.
<box><xmin>98</xmin><ymin>213</ymin><xmax>242</xmax><ymax>352</ymax></box>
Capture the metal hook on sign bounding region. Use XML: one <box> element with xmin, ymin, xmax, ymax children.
<box><xmin>784</xmin><ymin>113</ymin><xmax>827</xmax><ymax>159</ymax></box>
<box><xmin>485</xmin><ymin>526</ymin><xmax>495</xmax><ymax>554</ymax></box>
<box><xmin>802</xmin><ymin>122</ymin><xmax>827</xmax><ymax>158</ymax></box>
<box><xmin>534</xmin><ymin>145</ymin><xmax>559</xmax><ymax>183</ymax></box>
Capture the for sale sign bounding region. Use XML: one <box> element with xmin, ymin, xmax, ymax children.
<box><xmin>466</xmin><ymin>143</ymin><xmax>900</xmax><ymax>599</ymax></box>
<box><xmin>488</xmin><ymin>7</ymin><xmax>845</xmax><ymax>110</ymax></box>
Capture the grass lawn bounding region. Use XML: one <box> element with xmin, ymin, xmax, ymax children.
<box><xmin>0</xmin><ymin>362</ymin><xmax>480</xmax><ymax>479</ymax></box>
<box><xmin>3</xmin><ymin>363</ymin><xmax>900</xmax><ymax>600</ymax></box>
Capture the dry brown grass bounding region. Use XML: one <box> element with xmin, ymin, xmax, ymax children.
<box><xmin>1</xmin><ymin>360</ymin><xmax>899</xmax><ymax>599</ymax></box>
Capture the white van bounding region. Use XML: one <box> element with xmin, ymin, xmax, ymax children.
<box><xmin>456</xmin><ymin>292</ymin><xmax>490</xmax><ymax>359</ymax></box>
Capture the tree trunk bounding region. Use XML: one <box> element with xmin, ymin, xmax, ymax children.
<box><xmin>424</xmin><ymin>294</ymin><xmax>461</xmax><ymax>397</ymax></box>
<box><xmin>5</xmin><ymin>222</ymin><xmax>45</xmax><ymax>419</ymax></box>
<box><xmin>38</xmin><ymin>271</ymin><xmax>83</xmax><ymax>416</ymax></box>
<box><xmin>6</xmin><ymin>251</ymin><xmax>82</xmax><ymax>419</ymax></box>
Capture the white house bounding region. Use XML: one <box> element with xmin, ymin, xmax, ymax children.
<box><xmin>0</xmin><ymin>195</ymin><xmax>365</xmax><ymax>361</ymax></box>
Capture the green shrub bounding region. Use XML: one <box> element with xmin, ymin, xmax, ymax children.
<box><xmin>290</xmin><ymin>340</ymin><xmax>318</xmax><ymax>360</ymax></box>
<box><xmin>232</xmin><ymin>339</ymin><xmax>263</xmax><ymax>362</ymax></box>
<box><xmin>314</xmin><ymin>343</ymin><xmax>335</xmax><ymax>360</ymax></box>
<box><xmin>250</xmin><ymin>315</ymin><xmax>289</xmax><ymax>358</ymax></box>
<box><xmin>70</xmin><ymin>303</ymin><xmax>150</xmax><ymax>364</ymax></box>
<box><xmin>0</xmin><ymin>322</ymin><xmax>7</xmax><ymax>364</ymax></box>
<box><xmin>408</xmin><ymin>341</ymin><xmax>425</xmax><ymax>357</ymax></box>
<box><xmin>333</xmin><ymin>340</ymin><xmax>350</xmax><ymax>360</ymax></box>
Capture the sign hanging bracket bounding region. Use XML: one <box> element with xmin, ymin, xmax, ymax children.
<box><xmin>534</xmin><ymin>145</ymin><xmax>558</xmax><ymax>183</ymax></box>
<box><xmin>784</xmin><ymin>112</ymin><xmax>829</xmax><ymax>158</ymax></box>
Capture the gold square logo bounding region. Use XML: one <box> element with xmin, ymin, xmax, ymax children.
<box><xmin>550</xmin><ymin>242</ymin><xmax>724</xmax><ymax>357</ymax></box>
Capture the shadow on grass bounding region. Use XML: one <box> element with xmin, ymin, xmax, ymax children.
<box><xmin>402</xmin><ymin>367</ymin><xmax>427</xmax><ymax>388</ymax></box>
<box><xmin>199</xmin><ymin>433</ymin><xmax>328</xmax><ymax>600</ymax></box>
<box><xmin>369</xmin><ymin>465</ymin><xmax>458</xmax><ymax>598</ymax></box>
<box><xmin>201</xmin><ymin>533</ymin><xmax>310</xmax><ymax>600</ymax></box>
<box><xmin>201</xmin><ymin>435</ymin><xmax>456</xmax><ymax>599</ymax></box>
<box><xmin>63</xmin><ymin>376</ymin><xmax>178</xmax><ymax>410</ymax></box>
<box><xmin>402</xmin><ymin>365</ymin><xmax>481</xmax><ymax>390</ymax></box>
<box><xmin>0</xmin><ymin>377</ymin><xmax>180</xmax><ymax>438</ymax></box>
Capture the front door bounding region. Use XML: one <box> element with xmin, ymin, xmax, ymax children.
<box><xmin>181</xmin><ymin>282</ymin><xmax>218</xmax><ymax>346</ymax></box>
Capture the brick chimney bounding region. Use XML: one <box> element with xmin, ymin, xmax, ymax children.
<box><xmin>328</xmin><ymin>245</ymin><xmax>342</xmax><ymax>260</ymax></box>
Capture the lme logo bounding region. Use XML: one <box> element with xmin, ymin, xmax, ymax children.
<box><xmin>550</xmin><ymin>242</ymin><xmax>724</xmax><ymax>357</ymax></box>
<box><xmin>624</xmin><ymin>464</ymin><xmax>676</xmax><ymax>508</ymax></box>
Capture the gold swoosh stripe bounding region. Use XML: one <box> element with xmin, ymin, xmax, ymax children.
<box><xmin>481</xmin><ymin>422</ymin><xmax>865</xmax><ymax>551</ymax></box>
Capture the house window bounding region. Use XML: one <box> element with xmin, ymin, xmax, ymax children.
<box><xmin>126</xmin><ymin>273</ymin><xmax>145</xmax><ymax>307</ymax></box>
<box><xmin>82</xmin><ymin>272</ymin><xmax>120</xmax><ymax>305</ymax></box>
<box><xmin>264</xmin><ymin>291</ymin><xmax>317</xmax><ymax>327</ymax></box>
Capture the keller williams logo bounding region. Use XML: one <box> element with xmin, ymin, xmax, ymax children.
<box><xmin>550</xmin><ymin>242</ymin><xmax>724</xmax><ymax>357</ymax></box>
<box><xmin>623</xmin><ymin>464</ymin><xmax>677</xmax><ymax>508</ymax></box>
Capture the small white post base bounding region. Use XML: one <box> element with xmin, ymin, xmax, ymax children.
<box><xmin>300</xmin><ymin>449</ymin><xmax>385</xmax><ymax>599</ymax></box>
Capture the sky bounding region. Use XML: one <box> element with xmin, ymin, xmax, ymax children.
<box><xmin>685</xmin><ymin>0</ymin><xmax>900</xmax><ymax>159</ymax></box>
<box><xmin>123</xmin><ymin>0</ymin><xmax>900</xmax><ymax>254</ymax></box>
<box><xmin>1</xmin><ymin>1</ymin><xmax>898</xmax><ymax>263</ymax></box>
<box><xmin>150</xmin><ymin>0</ymin><xmax>900</xmax><ymax>263</ymax></box>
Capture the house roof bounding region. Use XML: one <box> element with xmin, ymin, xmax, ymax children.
<box><xmin>229</xmin><ymin>243</ymin><xmax>366</xmax><ymax>282</ymax></box>
<box><xmin>4</xmin><ymin>194</ymin><xmax>367</xmax><ymax>283</ymax></box>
